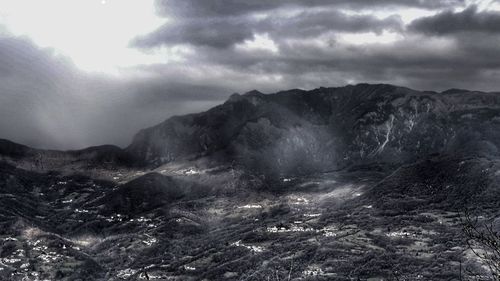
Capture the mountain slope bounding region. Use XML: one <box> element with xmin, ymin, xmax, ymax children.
<box><xmin>127</xmin><ymin>84</ymin><xmax>500</xmax><ymax>176</ymax></box>
<box><xmin>0</xmin><ymin>84</ymin><xmax>500</xmax><ymax>280</ymax></box>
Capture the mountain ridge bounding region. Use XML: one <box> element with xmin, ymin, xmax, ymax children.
<box><xmin>125</xmin><ymin>83</ymin><xmax>500</xmax><ymax>177</ymax></box>
<box><xmin>2</xmin><ymin>83</ymin><xmax>500</xmax><ymax>177</ymax></box>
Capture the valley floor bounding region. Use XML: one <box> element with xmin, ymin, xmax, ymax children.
<box><xmin>0</xmin><ymin>158</ymin><xmax>498</xmax><ymax>281</ymax></box>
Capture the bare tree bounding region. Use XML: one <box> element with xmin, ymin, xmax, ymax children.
<box><xmin>462</xmin><ymin>211</ymin><xmax>500</xmax><ymax>281</ymax></box>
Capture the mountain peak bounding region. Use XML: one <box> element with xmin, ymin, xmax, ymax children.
<box><xmin>243</xmin><ymin>89</ymin><xmax>265</xmax><ymax>96</ymax></box>
<box><xmin>226</xmin><ymin>90</ymin><xmax>265</xmax><ymax>103</ymax></box>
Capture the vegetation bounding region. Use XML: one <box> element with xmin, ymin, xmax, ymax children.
<box><xmin>462</xmin><ymin>211</ymin><xmax>500</xmax><ymax>280</ymax></box>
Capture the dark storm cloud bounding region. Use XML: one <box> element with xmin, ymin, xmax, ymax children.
<box><xmin>133</xmin><ymin>9</ymin><xmax>402</xmax><ymax>48</ymax></box>
<box><xmin>410</xmin><ymin>5</ymin><xmax>500</xmax><ymax>35</ymax></box>
<box><xmin>133</xmin><ymin>17</ymin><xmax>253</xmax><ymax>48</ymax></box>
<box><xmin>0</xmin><ymin>35</ymin><xmax>82</xmax><ymax>148</ymax></box>
<box><xmin>135</xmin><ymin>0</ymin><xmax>462</xmax><ymax>49</ymax></box>
<box><xmin>266</xmin><ymin>10</ymin><xmax>402</xmax><ymax>38</ymax></box>
<box><xmin>153</xmin><ymin>0</ymin><xmax>465</xmax><ymax>17</ymax></box>
<box><xmin>185</xmin><ymin>34</ymin><xmax>500</xmax><ymax>91</ymax></box>
<box><xmin>0</xmin><ymin>36</ymin><xmax>78</xmax><ymax>85</ymax></box>
<box><xmin>132</xmin><ymin>0</ymin><xmax>500</xmax><ymax>94</ymax></box>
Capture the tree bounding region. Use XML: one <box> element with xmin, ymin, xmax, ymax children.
<box><xmin>462</xmin><ymin>211</ymin><xmax>500</xmax><ymax>280</ymax></box>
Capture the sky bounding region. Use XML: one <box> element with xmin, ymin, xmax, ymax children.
<box><xmin>0</xmin><ymin>0</ymin><xmax>499</xmax><ymax>149</ymax></box>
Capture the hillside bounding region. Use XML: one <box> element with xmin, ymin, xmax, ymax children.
<box><xmin>0</xmin><ymin>84</ymin><xmax>499</xmax><ymax>280</ymax></box>
<box><xmin>127</xmin><ymin>84</ymin><xmax>500</xmax><ymax>176</ymax></box>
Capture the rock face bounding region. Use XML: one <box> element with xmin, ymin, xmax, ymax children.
<box><xmin>127</xmin><ymin>84</ymin><xmax>500</xmax><ymax>176</ymax></box>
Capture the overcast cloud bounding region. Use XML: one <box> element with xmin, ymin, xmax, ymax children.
<box><xmin>0</xmin><ymin>0</ymin><xmax>499</xmax><ymax>149</ymax></box>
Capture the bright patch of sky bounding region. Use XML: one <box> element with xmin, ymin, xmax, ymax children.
<box><xmin>338</xmin><ymin>31</ymin><xmax>403</xmax><ymax>46</ymax></box>
<box><xmin>0</xmin><ymin>0</ymin><xmax>166</xmax><ymax>74</ymax></box>
<box><xmin>236</xmin><ymin>33</ymin><xmax>279</xmax><ymax>54</ymax></box>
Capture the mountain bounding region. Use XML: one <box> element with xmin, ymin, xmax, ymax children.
<box><xmin>127</xmin><ymin>84</ymin><xmax>500</xmax><ymax>176</ymax></box>
<box><xmin>4</xmin><ymin>83</ymin><xmax>500</xmax><ymax>178</ymax></box>
<box><xmin>0</xmin><ymin>83</ymin><xmax>499</xmax><ymax>280</ymax></box>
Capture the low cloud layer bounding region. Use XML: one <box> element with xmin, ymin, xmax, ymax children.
<box><xmin>133</xmin><ymin>10</ymin><xmax>403</xmax><ymax>49</ymax></box>
<box><xmin>152</xmin><ymin>0</ymin><xmax>466</xmax><ymax>17</ymax></box>
<box><xmin>1</xmin><ymin>0</ymin><xmax>500</xmax><ymax>149</ymax></box>
<box><xmin>410</xmin><ymin>5</ymin><xmax>500</xmax><ymax>34</ymax></box>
